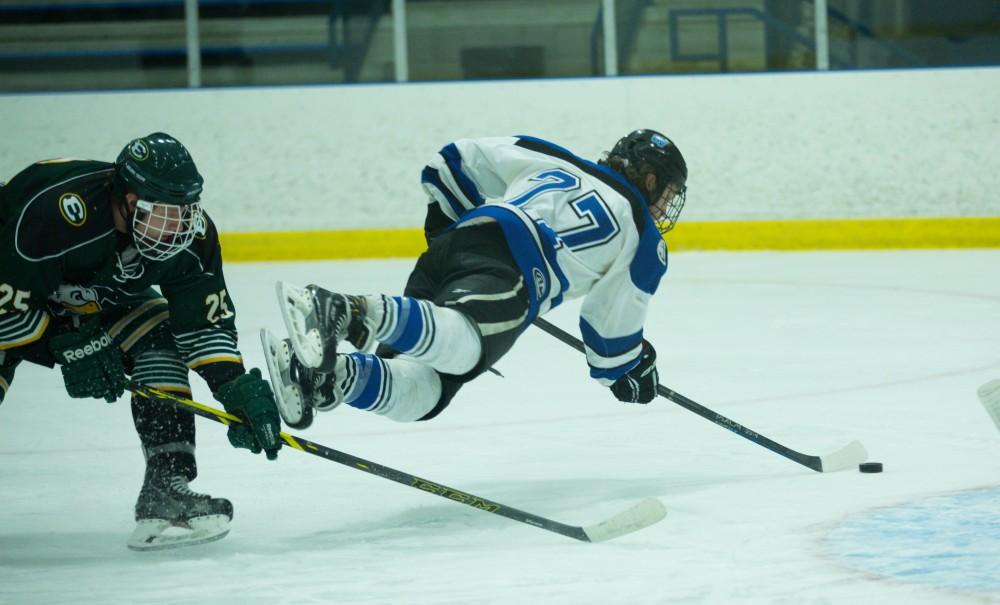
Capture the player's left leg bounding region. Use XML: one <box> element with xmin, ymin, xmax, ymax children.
<box><xmin>275</xmin><ymin>223</ymin><xmax>530</xmax><ymax>423</ymax></box>
<box><xmin>105</xmin><ymin>295</ymin><xmax>232</xmax><ymax>550</ymax></box>
<box><xmin>268</xmin><ymin>297</ymin><xmax>480</xmax><ymax>422</ymax></box>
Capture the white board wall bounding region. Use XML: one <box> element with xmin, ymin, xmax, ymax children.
<box><xmin>1</xmin><ymin>67</ymin><xmax>998</xmax><ymax>232</ymax></box>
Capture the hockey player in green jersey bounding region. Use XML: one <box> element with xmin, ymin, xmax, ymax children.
<box><xmin>0</xmin><ymin>132</ymin><xmax>282</xmax><ymax>550</ymax></box>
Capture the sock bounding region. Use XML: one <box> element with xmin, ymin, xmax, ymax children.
<box><xmin>340</xmin><ymin>353</ymin><xmax>442</xmax><ymax>422</ymax></box>
<box><xmin>367</xmin><ymin>296</ymin><xmax>481</xmax><ymax>375</ymax></box>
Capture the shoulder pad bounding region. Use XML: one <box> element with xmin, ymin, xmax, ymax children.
<box><xmin>14</xmin><ymin>164</ymin><xmax>117</xmax><ymax>261</ymax></box>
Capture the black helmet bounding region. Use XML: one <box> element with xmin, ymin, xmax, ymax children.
<box><xmin>115</xmin><ymin>132</ymin><xmax>203</xmax><ymax>204</ymax></box>
<box><xmin>602</xmin><ymin>129</ymin><xmax>687</xmax><ymax>233</ymax></box>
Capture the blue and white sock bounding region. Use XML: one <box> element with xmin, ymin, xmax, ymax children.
<box><xmin>339</xmin><ymin>352</ymin><xmax>441</xmax><ymax>422</ymax></box>
<box><xmin>365</xmin><ymin>295</ymin><xmax>481</xmax><ymax>375</ymax></box>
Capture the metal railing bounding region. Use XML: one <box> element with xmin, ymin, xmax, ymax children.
<box><xmin>328</xmin><ymin>0</ymin><xmax>389</xmax><ymax>82</ymax></box>
<box><xmin>668</xmin><ymin>5</ymin><xmax>925</xmax><ymax>72</ymax></box>
<box><xmin>590</xmin><ymin>0</ymin><xmax>652</xmax><ymax>75</ymax></box>
<box><xmin>1</xmin><ymin>0</ymin><xmax>946</xmax><ymax>92</ymax></box>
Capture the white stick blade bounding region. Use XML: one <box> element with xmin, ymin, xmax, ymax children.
<box><xmin>819</xmin><ymin>439</ymin><xmax>868</xmax><ymax>473</ymax></box>
<box><xmin>582</xmin><ymin>497</ymin><xmax>667</xmax><ymax>543</ymax></box>
<box><xmin>977</xmin><ymin>379</ymin><xmax>1000</xmax><ymax>431</ymax></box>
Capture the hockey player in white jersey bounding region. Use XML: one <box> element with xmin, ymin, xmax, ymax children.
<box><xmin>262</xmin><ymin>129</ymin><xmax>687</xmax><ymax>428</ymax></box>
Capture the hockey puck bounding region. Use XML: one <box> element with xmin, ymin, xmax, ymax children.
<box><xmin>859</xmin><ymin>462</ymin><xmax>883</xmax><ymax>473</ymax></box>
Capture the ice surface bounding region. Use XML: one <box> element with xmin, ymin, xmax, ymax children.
<box><xmin>826</xmin><ymin>487</ymin><xmax>1000</xmax><ymax>594</ymax></box>
<box><xmin>2</xmin><ymin>250</ymin><xmax>999</xmax><ymax>604</ymax></box>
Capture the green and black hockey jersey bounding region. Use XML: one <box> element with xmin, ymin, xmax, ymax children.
<box><xmin>0</xmin><ymin>158</ymin><xmax>245</xmax><ymax>392</ymax></box>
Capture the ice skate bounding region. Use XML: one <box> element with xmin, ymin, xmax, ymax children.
<box><xmin>275</xmin><ymin>281</ymin><xmax>373</xmax><ymax>372</ymax></box>
<box><xmin>260</xmin><ymin>329</ymin><xmax>315</xmax><ymax>429</ymax></box>
<box><xmin>128</xmin><ymin>470</ymin><xmax>233</xmax><ymax>551</ymax></box>
<box><xmin>261</xmin><ymin>328</ymin><xmax>345</xmax><ymax>427</ymax></box>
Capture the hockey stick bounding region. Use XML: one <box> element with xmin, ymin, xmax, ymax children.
<box><xmin>129</xmin><ymin>383</ymin><xmax>666</xmax><ymax>543</ymax></box>
<box><xmin>532</xmin><ymin>318</ymin><xmax>867</xmax><ymax>473</ymax></box>
<box><xmin>977</xmin><ymin>379</ymin><xmax>1000</xmax><ymax>432</ymax></box>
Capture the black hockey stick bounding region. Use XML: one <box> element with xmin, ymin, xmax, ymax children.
<box><xmin>532</xmin><ymin>318</ymin><xmax>867</xmax><ymax>473</ymax></box>
<box><xmin>130</xmin><ymin>383</ymin><xmax>666</xmax><ymax>543</ymax></box>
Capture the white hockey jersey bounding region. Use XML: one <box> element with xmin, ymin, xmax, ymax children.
<box><xmin>420</xmin><ymin>136</ymin><xmax>667</xmax><ymax>385</ymax></box>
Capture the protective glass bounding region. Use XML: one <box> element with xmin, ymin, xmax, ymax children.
<box><xmin>132</xmin><ymin>199</ymin><xmax>203</xmax><ymax>261</ymax></box>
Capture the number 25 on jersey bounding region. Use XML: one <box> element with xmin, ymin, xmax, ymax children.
<box><xmin>0</xmin><ymin>284</ymin><xmax>30</xmax><ymax>315</ymax></box>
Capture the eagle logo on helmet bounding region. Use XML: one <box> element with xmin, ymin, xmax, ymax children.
<box><xmin>129</xmin><ymin>139</ymin><xmax>150</xmax><ymax>161</ymax></box>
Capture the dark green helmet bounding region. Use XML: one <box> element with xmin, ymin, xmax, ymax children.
<box><xmin>115</xmin><ymin>132</ymin><xmax>203</xmax><ymax>204</ymax></box>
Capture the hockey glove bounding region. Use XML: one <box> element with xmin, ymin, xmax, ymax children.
<box><xmin>215</xmin><ymin>368</ymin><xmax>283</xmax><ymax>460</ymax></box>
<box><xmin>49</xmin><ymin>322</ymin><xmax>127</xmax><ymax>403</ymax></box>
<box><xmin>609</xmin><ymin>341</ymin><xmax>659</xmax><ymax>404</ymax></box>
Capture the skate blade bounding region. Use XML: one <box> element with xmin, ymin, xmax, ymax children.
<box><xmin>275</xmin><ymin>281</ymin><xmax>325</xmax><ymax>369</ymax></box>
<box><xmin>127</xmin><ymin>514</ymin><xmax>230</xmax><ymax>552</ymax></box>
<box><xmin>260</xmin><ymin>329</ymin><xmax>314</xmax><ymax>429</ymax></box>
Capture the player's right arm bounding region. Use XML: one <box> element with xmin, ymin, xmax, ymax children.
<box><xmin>574</xmin><ymin>182</ymin><xmax>668</xmax><ymax>403</ymax></box>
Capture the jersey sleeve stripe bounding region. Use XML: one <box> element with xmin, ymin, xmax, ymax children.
<box><xmin>579</xmin><ymin>319</ymin><xmax>643</xmax><ymax>357</ymax></box>
<box><xmin>0</xmin><ymin>311</ymin><xmax>50</xmax><ymax>350</ymax></box>
<box><xmin>187</xmin><ymin>354</ymin><xmax>243</xmax><ymax>369</ymax></box>
<box><xmin>588</xmin><ymin>353</ymin><xmax>643</xmax><ymax>381</ymax></box>
<box><xmin>630</xmin><ymin>231</ymin><xmax>668</xmax><ymax>295</ymax></box>
<box><xmin>174</xmin><ymin>327</ymin><xmax>241</xmax><ymax>368</ymax></box>
<box><xmin>120</xmin><ymin>311</ymin><xmax>170</xmax><ymax>352</ymax></box>
<box><xmin>440</xmin><ymin>143</ymin><xmax>486</xmax><ymax>207</ymax></box>
<box><xmin>421</xmin><ymin>166</ymin><xmax>467</xmax><ymax>218</ymax></box>
<box><xmin>107</xmin><ymin>297</ymin><xmax>169</xmax><ymax>340</ymax></box>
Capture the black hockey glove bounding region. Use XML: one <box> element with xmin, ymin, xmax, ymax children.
<box><xmin>609</xmin><ymin>341</ymin><xmax>658</xmax><ymax>404</ymax></box>
<box><xmin>215</xmin><ymin>368</ymin><xmax>283</xmax><ymax>460</ymax></box>
<box><xmin>49</xmin><ymin>322</ymin><xmax>127</xmax><ymax>403</ymax></box>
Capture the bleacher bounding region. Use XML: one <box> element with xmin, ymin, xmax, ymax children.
<box><xmin>0</xmin><ymin>0</ymin><xmax>356</xmax><ymax>91</ymax></box>
<box><xmin>2</xmin><ymin>0</ymin><xmax>988</xmax><ymax>93</ymax></box>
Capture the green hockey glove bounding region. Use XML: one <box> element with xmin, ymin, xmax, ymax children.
<box><xmin>49</xmin><ymin>322</ymin><xmax>127</xmax><ymax>403</ymax></box>
<box><xmin>215</xmin><ymin>368</ymin><xmax>282</xmax><ymax>460</ymax></box>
